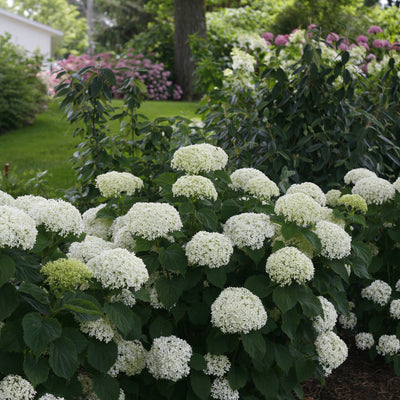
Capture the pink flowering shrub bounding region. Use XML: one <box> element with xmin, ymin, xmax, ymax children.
<box><xmin>40</xmin><ymin>51</ymin><xmax>182</xmax><ymax>100</ymax></box>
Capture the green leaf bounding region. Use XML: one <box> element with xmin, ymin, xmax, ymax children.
<box><xmin>0</xmin><ymin>254</ymin><xmax>15</xmax><ymax>287</ymax></box>
<box><xmin>100</xmin><ymin>68</ymin><xmax>117</xmax><ymax>86</ymax></box>
<box><xmin>195</xmin><ymin>208</ymin><xmax>219</xmax><ymax>231</ymax></box>
<box><xmin>281</xmin><ymin>223</ymin><xmax>300</xmax><ymax>240</ymax></box>
<box><xmin>252</xmin><ymin>368</ymin><xmax>279</xmax><ymax>398</ymax></box>
<box><xmin>0</xmin><ymin>351</ymin><xmax>23</xmax><ymax>375</ymax></box>
<box><xmin>351</xmin><ymin>241</ymin><xmax>372</xmax><ymax>268</ymax></box>
<box><xmin>104</xmin><ymin>303</ymin><xmax>141</xmax><ymax>338</ymax></box>
<box><xmin>227</xmin><ymin>364</ymin><xmax>248</xmax><ymax>390</ymax></box>
<box><xmin>159</xmin><ymin>244</ymin><xmax>187</xmax><ymax>274</ymax></box>
<box><xmin>189</xmin><ymin>354</ymin><xmax>206</xmax><ymax>371</ymax></box>
<box><xmin>272</xmin><ymin>285</ymin><xmax>298</xmax><ymax>313</ymax></box>
<box><xmin>22</xmin><ymin>313</ymin><xmax>62</xmax><ymax>357</ymax></box>
<box><xmin>93</xmin><ymin>373</ymin><xmax>120</xmax><ymax>400</ymax></box>
<box><xmin>49</xmin><ymin>336</ymin><xmax>78</xmax><ymax>379</ymax></box>
<box><xmin>190</xmin><ymin>371</ymin><xmax>211</xmax><ymax>400</ymax></box>
<box><xmin>135</xmin><ymin>237</ymin><xmax>154</xmax><ymax>252</ymax></box>
<box><xmin>206</xmin><ymin>329</ymin><xmax>238</xmax><ymax>354</ymax></box>
<box><xmin>0</xmin><ymin>320</ymin><xmax>25</xmax><ymax>352</ymax></box>
<box><xmin>179</xmin><ymin>200</ymin><xmax>195</xmax><ymax>215</ymax></box>
<box><xmin>153</xmin><ymin>172</ymin><xmax>176</xmax><ymax>187</ymax></box>
<box><xmin>295</xmin><ymin>358</ymin><xmax>315</xmax><ymax>382</ymax></box>
<box><xmin>149</xmin><ymin>315</ymin><xmax>174</xmax><ymax>339</ymax></box>
<box><xmin>326</xmin><ymin>260</ymin><xmax>349</xmax><ymax>282</ymax></box>
<box><xmin>0</xmin><ymin>283</ymin><xmax>19</xmax><ymax>319</ymax></box>
<box><xmin>244</xmin><ymin>275</ymin><xmax>273</xmax><ymax>299</ymax></box>
<box><xmin>274</xmin><ymin>344</ymin><xmax>292</xmax><ymax>373</ymax></box>
<box><xmin>18</xmin><ymin>282</ymin><xmax>49</xmax><ymax>304</ymax></box>
<box><xmin>300</xmin><ymin>230</ymin><xmax>321</xmax><ymax>252</ymax></box>
<box><xmin>31</xmin><ymin>230</ymin><xmax>52</xmax><ymax>253</ymax></box>
<box><xmin>246</xmin><ymin>247</ymin><xmax>265</xmax><ymax>265</ymax></box>
<box><xmin>88</xmin><ymin>340</ymin><xmax>118</xmax><ymax>373</ymax></box>
<box><xmin>221</xmin><ymin>199</ymin><xmax>241</xmax><ymax>220</ymax></box>
<box><xmin>62</xmin><ymin>293</ymin><xmax>103</xmax><ymax>321</ymax></box>
<box><xmin>241</xmin><ymin>331</ymin><xmax>266</xmax><ymax>361</ymax></box>
<box><xmin>297</xmin><ymin>285</ymin><xmax>323</xmax><ymax>318</ymax></box>
<box><xmin>155</xmin><ymin>276</ymin><xmax>183</xmax><ymax>310</ymax></box>
<box><xmin>206</xmin><ymin>268</ymin><xmax>226</xmax><ymax>288</ymax></box>
<box><xmin>281</xmin><ymin>308</ymin><xmax>300</xmax><ymax>339</ymax></box>
<box><xmin>63</xmin><ymin>327</ymin><xmax>88</xmax><ymax>354</ymax></box>
<box><xmin>23</xmin><ymin>353</ymin><xmax>49</xmax><ymax>386</ymax></box>
<box><xmin>188</xmin><ymin>302</ymin><xmax>210</xmax><ymax>325</ymax></box>
<box><xmin>90</xmin><ymin>76</ymin><xmax>103</xmax><ymax>97</ymax></box>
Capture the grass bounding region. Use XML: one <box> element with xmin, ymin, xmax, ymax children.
<box><xmin>0</xmin><ymin>99</ymin><xmax>198</xmax><ymax>195</ymax></box>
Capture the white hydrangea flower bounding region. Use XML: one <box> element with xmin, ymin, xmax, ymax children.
<box><xmin>390</xmin><ymin>299</ymin><xmax>400</xmax><ymax>319</ymax></box>
<box><xmin>110</xmin><ymin>289</ymin><xmax>136</xmax><ymax>307</ymax></box>
<box><xmin>355</xmin><ymin>332</ymin><xmax>374</xmax><ymax>350</ymax></box>
<box><xmin>325</xmin><ymin>189</ymin><xmax>342</xmax><ymax>207</ymax></box>
<box><xmin>147</xmin><ymin>335</ymin><xmax>192</xmax><ymax>381</ymax></box>
<box><xmin>82</xmin><ymin>204</ymin><xmax>112</xmax><ymax>240</ymax></box>
<box><xmin>237</xmin><ymin>32</ymin><xmax>268</xmax><ymax>51</ymax></box>
<box><xmin>286</xmin><ymin>182</ymin><xmax>326</xmax><ymax>206</ymax></box>
<box><xmin>67</xmin><ymin>235</ymin><xmax>116</xmax><ymax>263</ymax></box>
<box><xmin>223</xmin><ymin>212</ymin><xmax>275</xmax><ymax>250</ymax></box>
<box><xmin>265</xmin><ymin>246</ymin><xmax>314</xmax><ymax>286</ymax></box>
<box><xmin>243</xmin><ymin>175</ymin><xmax>280</xmax><ymax>201</ymax></box>
<box><xmin>376</xmin><ymin>334</ymin><xmax>400</xmax><ymax>356</ymax></box>
<box><xmin>204</xmin><ymin>353</ymin><xmax>231</xmax><ymax>377</ymax></box>
<box><xmin>319</xmin><ymin>207</ymin><xmax>345</xmax><ymax>228</ymax></box>
<box><xmin>108</xmin><ymin>338</ymin><xmax>147</xmax><ymax>377</ymax></box>
<box><xmin>112</xmin><ymin>226</ymin><xmax>136</xmax><ymax>252</ymax></box>
<box><xmin>229</xmin><ymin>168</ymin><xmax>266</xmax><ymax>191</ymax></box>
<box><xmin>312</xmin><ymin>296</ymin><xmax>338</xmax><ymax>334</ymax></box>
<box><xmin>352</xmin><ymin>177</ymin><xmax>395</xmax><ymax>205</ymax></box>
<box><xmin>396</xmin><ymin>279</ymin><xmax>400</xmax><ymax>292</ymax></box>
<box><xmin>314</xmin><ymin>220</ymin><xmax>351</xmax><ymax>259</ymax></box>
<box><xmin>338</xmin><ymin>312</ymin><xmax>357</xmax><ymax>330</ymax></box>
<box><xmin>275</xmin><ymin>193</ymin><xmax>322</xmax><ymax>227</ymax></box>
<box><xmin>38</xmin><ymin>395</ymin><xmax>65</xmax><ymax>400</ymax></box>
<box><xmin>210</xmin><ymin>377</ymin><xmax>239</xmax><ymax>400</ymax></box>
<box><xmin>171</xmin><ymin>144</ymin><xmax>228</xmax><ymax>174</ymax></box>
<box><xmin>315</xmin><ymin>331</ymin><xmax>348</xmax><ymax>376</ymax></box>
<box><xmin>231</xmin><ymin>47</ymin><xmax>256</xmax><ymax>73</ymax></box>
<box><xmin>0</xmin><ymin>205</ymin><xmax>37</xmax><ymax>250</ymax></box>
<box><xmin>95</xmin><ymin>171</ymin><xmax>143</xmax><ymax>198</ymax></box>
<box><xmin>14</xmin><ymin>196</ymin><xmax>83</xmax><ymax>237</ymax></box>
<box><xmin>0</xmin><ymin>190</ymin><xmax>15</xmax><ymax>207</ymax></box>
<box><xmin>361</xmin><ymin>280</ymin><xmax>392</xmax><ymax>306</ymax></box>
<box><xmin>172</xmin><ymin>175</ymin><xmax>218</xmax><ymax>201</ymax></box>
<box><xmin>393</xmin><ymin>177</ymin><xmax>400</xmax><ymax>192</ymax></box>
<box><xmin>124</xmin><ymin>202</ymin><xmax>182</xmax><ymax>241</ymax></box>
<box><xmin>186</xmin><ymin>231</ymin><xmax>233</xmax><ymax>269</ymax></box>
<box><xmin>79</xmin><ymin>317</ymin><xmax>114</xmax><ymax>343</ymax></box>
<box><xmin>88</xmin><ymin>248</ymin><xmax>149</xmax><ymax>291</ymax></box>
<box><xmin>344</xmin><ymin>168</ymin><xmax>377</xmax><ymax>185</ymax></box>
<box><xmin>0</xmin><ymin>374</ymin><xmax>36</xmax><ymax>400</ymax></box>
<box><xmin>211</xmin><ymin>287</ymin><xmax>267</xmax><ymax>334</ymax></box>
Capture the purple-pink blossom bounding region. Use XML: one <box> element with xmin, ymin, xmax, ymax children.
<box><xmin>372</xmin><ymin>39</ymin><xmax>385</xmax><ymax>48</ymax></box>
<box><xmin>261</xmin><ymin>32</ymin><xmax>274</xmax><ymax>42</ymax></box>
<box><xmin>368</xmin><ymin>25</ymin><xmax>383</xmax><ymax>34</ymax></box>
<box><xmin>326</xmin><ymin>32</ymin><xmax>339</xmax><ymax>43</ymax></box>
<box><xmin>391</xmin><ymin>42</ymin><xmax>400</xmax><ymax>51</ymax></box>
<box><xmin>274</xmin><ymin>34</ymin><xmax>288</xmax><ymax>46</ymax></box>
<box><xmin>307</xmin><ymin>24</ymin><xmax>317</xmax><ymax>30</ymax></box>
<box><xmin>356</xmin><ymin>35</ymin><xmax>368</xmax><ymax>45</ymax></box>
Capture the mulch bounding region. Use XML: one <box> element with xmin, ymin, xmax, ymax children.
<box><xmin>301</xmin><ymin>331</ymin><xmax>400</xmax><ymax>400</ymax></box>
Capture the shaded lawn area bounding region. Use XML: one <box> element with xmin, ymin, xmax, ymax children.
<box><xmin>0</xmin><ymin>99</ymin><xmax>198</xmax><ymax>195</ymax></box>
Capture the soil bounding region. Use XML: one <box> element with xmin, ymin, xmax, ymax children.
<box><xmin>301</xmin><ymin>331</ymin><xmax>400</xmax><ymax>400</ymax></box>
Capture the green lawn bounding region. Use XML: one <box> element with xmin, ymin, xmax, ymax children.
<box><xmin>0</xmin><ymin>99</ymin><xmax>198</xmax><ymax>194</ymax></box>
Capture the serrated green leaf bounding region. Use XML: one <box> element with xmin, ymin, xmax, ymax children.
<box><xmin>18</xmin><ymin>282</ymin><xmax>49</xmax><ymax>304</ymax></box>
<box><xmin>100</xmin><ymin>67</ymin><xmax>117</xmax><ymax>85</ymax></box>
<box><xmin>244</xmin><ymin>275</ymin><xmax>273</xmax><ymax>299</ymax></box>
<box><xmin>295</xmin><ymin>358</ymin><xmax>315</xmax><ymax>382</ymax></box>
<box><xmin>88</xmin><ymin>340</ymin><xmax>118</xmax><ymax>373</ymax></box>
<box><xmin>155</xmin><ymin>276</ymin><xmax>184</xmax><ymax>310</ymax></box>
<box><xmin>104</xmin><ymin>303</ymin><xmax>141</xmax><ymax>338</ymax></box>
<box><xmin>195</xmin><ymin>208</ymin><xmax>219</xmax><ymax>231</ymax></box>
<box><xmin>63</xmin><ymin>327</ymin><xmax>88</xmax><ymax>354</ymax></box>
<box><xmin>227</xmin><ymin>364</ymin><xmax>248</xmax><ymax>390</ymax></box>
<box><xmin>272</xmin><ymin>285</ymin><xmax>298</xmax><ymax>313</ymax></box>
<box><xmin>327</xmin><ymin>260</ymin><xmax>349</xmax><ymax>282</ymax></box>
<box><xmin>0</xmin><ymin>320</ymin><xmax>25</xmax><ymax>352</ymax></box>
<box><xmin>153</xmin><ymin>172</ymin><xmax>176</xmax><ymax>187</ymax></box>
<box><xmin>205</xmin><ymin>268</ymin><xmax>226</xmax><ymax>288</ymax></box>
<box><xmin>135</xmin><ymin>237</ymin><xmax>155</xmax><ymax>252</ymax></box>
<box><xmin>159</xmin><ymin>244</ymin><xmax>187</xmax><ymax>274</ymax></box>
<box><xmin>23</xmin><ymin>353</ymin><xmax>49</xmax><ymax>386</ymax></box>
<box><xmin>274</xmin><ymin>344</ymin><xmax>292</xmax><ymax>373</ymax></box>
<box><xmin>281</xmin><ymin>223</ymin><xmax>300</xmax><ymax>240</ymax></box>
<box><xmin>190</xmin><ymin>371</ymin><xmax>211</xmax><ymax>400</ymax></box>
<box><xmin>90</xmin><ymin>76</ymin><xmax>103</xmax><ymax>97</ymax></box>
<box><xmin>0</xmin><ymin>351</ymin><xmax>23</xmax><ymax>375</ymax></box>
<box><xmin>300</xmin><ymin>230</ymin><xmax>321</xmax><ymax>252</ymax></box>
<box><xmin>281</xmin><ymin>307</ymin><xmax>300</xmax><ymax>339</ymax></box>
<box><xmin>0</xmin><ymin>283</ymin><xmax>19</xmax><ymax>319</ymax></box>
<box><xmin>93</xmin><ymin>373</ymin><xmax>120</xmax><ymax>400</ymax></box>
<box><xmin>149</xmin><ymin>315</ymin><xmax>174</xmax><ymax>339</ymax></box>
<box><xmin>49</xmin><ymin>336</ymin><xmax>78</xmax><ymax>379</ymax></box>
<box><xmin>241</xmin><ymin>331</ymin><xmax>266</xmax><ymax>361</ymax></box>
<box><xmin>62</xmin><ymin>294</ymin><xmax>103</xmax><ymax>321</ymax></box>
<box><xmin>351</xmin><ymin>241</ymin><xmax>372</xmax><ymax>268</ymax></box>
<box><xmin>252</xmin><ymin>368</ymin><xmax>279</xmax><ymax>397</ymax></box>
<box><xmin>297</xmin><ymin>285</ymin><xmax>323</xmax><ymax>318</ymax></box>
<box><xmin>189</xmin><ymin>353</ymin><xmax>206</xmax><ymax>371</ymax></box>
<box><xmin>0</xmin><ymin>254</ymin><xmax>15</xmax><ymax>287</ymax></box>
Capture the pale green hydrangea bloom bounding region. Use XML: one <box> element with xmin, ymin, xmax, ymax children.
<box><xmin>186</xmin><ymin>231</ymin><xmax>233</xmax><ymax>269</ymax></box>
<box><xmin>203</xmin><ymin>353</ymin><xmax>231</xmax><ymax>377</ymax></box>
<box><xmin>352</xmin><ymin>176</ymin><xmax>395</xmax><ymax>205</ymax></box>
<box><xmin>355</xmin><ymin>332</ymin><xmax>374</xmax><ymax>350</ymax></box>
<box><xmin>82</xmin><ymin>204</ymin><xmax>113</xmax><ymax>240</ymax></box>
<box><xmin>0</xmin><ymin>374</ymin><xmax>36</xmax><ymax>400</ymax></box>
<box><xmin>315</xmin><ymin>331</ymin><xmax>348</xmax><ymax>376</ymax></box>
<box><xmin>229</xmin><ymin>168</ymin><xmax>266</xmax><ymax>191</ymax></box>
<box><xmin>211</xmin><ymin>287</ymin><xmax>267</xmax><ymax>334</ymax></box>
<box><xmin>325</xmin><ymin>189</ymin><xmax>342</xmax><ymax>207</ymax></box>
<box><xmin>344</xmin><ymin>168</ymin><xmax>376</xmax><ymax>185</ymax></box>
<box><xmin>286</xmin><ymin>182</ymin><xmax>326</xmax><ymax>206</ymax></box>
<box><xmin>0</xmin><ymin>205</ymin><xmax>37</xmax><ymax>250</ymax></box>
<box><xmin>243</xmin><ymin>175</ymin><xmax>280</xmax><ymax>201</ymax></box>
<box><xmin>314</xmin><ymin>220</ymin><xmax>351</xmax><ymax>259</ymax></box>
<box><xmin>210</xmin><ymin>377</ymin><xmax>239</xmax><ymax>400</ymax></box>
<box><xmin>275</xmin><ymin>192</ymin><xmax>322</xmax><ymax>227</ymax></box>
<box><xmin>361</xmin><ymin>280</ymin><xmax>392</xmax><ymax>306</ymax></box>
<box><xmin>376</xmin><ymin>334</ymin><xmax>400</xmax><ymax>356</ymax></box>
<box><xmin>41</xmin><ymin>258</ymin><xmax>93</xmax><ymax>290</ymax></box>
<box><xmin>337</xmin><ymin>194</ymin><xmax>368</xmax><ymax>214</ymax></box>
<box><xmin>312</xmin><ymin>296</ymin><xmax>337</xmax><ymax>334</ymax></box>
<box><xmin>172</xmin><ymin>175</ymin><xmax>218</xmax><ymax>201</ymax></box>
<box><xmin>147</xmin><ymin>335</ymin><xmax>192</xmax><ymax>382</ymax></box>
<box><xmin>265</xmin><ymin>246</ymin><xmax>314</xmax><ymax>286</ymax></box>
<box><xmin>95</xmin><ymin>171</ymin><xmax>143</xmax><ymax>198</ymax></box>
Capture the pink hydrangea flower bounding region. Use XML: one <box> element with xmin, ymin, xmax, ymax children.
<box><xmin>373</xmin><ymin>39</ymin><xmax>384</xmax><ymax>48</ymax></box>
<box><xmin>391</xmin><ymin>42</ymin><xmax>400</xmax><ymax>51</ymax></box>
<box><xmin>366</xmin><ymin>53</ymin><xmax>376</xmax><ymax>61</ymax></box>
<box><xmin>261</xmin><ymin>32</ymin><xmax>274</xmax><ymax>42</ymax></box>
<box><xmin>307</xmin><ymin>23</ymin><xmax>317</xmax><ymax>30</ymax></box>
<box><xmin>274</xmin><ymin>34</ymin><xmax>288</xmax><ymax>46</ymax></box>
<box><xmin>356</xmin><ymin>35</ymin><xmax>368</xmax><ymax>44</ymax></box>
<box><xmin>368</xmin><ymin>25</ymin><xmax>383</xmax><ymax>34</ymax></box>
<box><xmin>326</xmin><ymin>32</ymin><xmax>339</xmax><ymax>43</ymax></box>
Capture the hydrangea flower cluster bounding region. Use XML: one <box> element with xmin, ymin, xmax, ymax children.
<box><xmin>275</xmin><ymin>192</ymin><xmax>322</xmax><ymax>227</ymax></box>
<box><xmin>210</xmin><ymin>377</ymin><xmax>239</xmax><ymax>400</ymax></box>
<box><xmin>355</xmin><ymin>332</ymin><xmax>375</xmax><ymax>350</ymax></box>
<box><xmin>344</xmin><ymin>168</ymin><xmax>377</xmax><ymax>184</ymax></box>
<box><xmin>0</xmin><ymin>190</ymin><xmax>15</xmax><ymax>207</ymax></box>
<box><xmin>393</xmin><ymin>177</ymin><xmax>400</xmax><ymax>192</ymax></box>
<box><xmin>41</xmin><ymin>258</ymin><xmax>93</xmax><ymax>290</ymax></box>
<box><xmin>265</xmin><ymin>246</ymin><xmax>314</xmax><ymax>286</ymax></box>
<box><xmin>243</xmin><ymin>175</ymin><xmax>280</xmax><ymax>201</ymax></box>
<box><xmin>338</xmin><ymin>312</ymin><xmax>357</xmax><ymax>330</ymax></box>
<box><xmin>312</xmin><ymin>296</ymin><xmax>338</xmax><ymax>334</ymax></box>
<box><xmin>314</xmin><ymin>220</ymin><xmax>352</xmax><ymax>259</ymax></box>
<box><xmin>286</xmin><ymin>182</ymin><xmax>326</xmax><ymax>206</ymax></box>
<box><xmin>82</xmin><ymin>204</ymin><xmax>113</xmax><ymax>240</ymax></box>
<box><xmin>185</xmin><ymin>231</ymin><xmax>233</xmax><ymax>269</ymax></box>
<box><xmin>315</xmin><ymin>331</ymin><xmax>348</xmax><ymax>376</ymax></box>
<box><xmin>146</xmin><ymin>335</ymin><xmax>192</xmax><ymax>381</ymax></box>
<box><xmin>376</xmin><ymin>334</ymin><xmax>400</xmax><ymax>356</ymax></box>
<box><xmin>110</xmin><ymin>289</ymin><xmax>136</xmax><ymax>307</ymax></box>
<box><xmin>325</xmin><ymin>189</ymin><xmax>342</xmax><ymax>207</ymax></box>
<box><xmin>352</xmin><ymin>176</ymin><xmax>395</xmax><ymax>205</ymax></box>
<box><xmin>230</xmin><ymin>168</ymin><xmax>266</xmax><ymax>191</ymax></box>
<box><xmin>319</xmin><ymin>207</ymin><xmax>345</xmax><ymax>228</ymax></box>
<box><xmin>38</xmin><ymin>395</ymin><xmax>65</xmax><ymax>400</ymax></box>
<box><xmin>223</xmin><ymin>212</ymin><xmax>275</xmax><ymax>250</ymax></box>
<box><xmin>87</xmin><ymin>248</ymin><xmax>149</xmax><ymax>290</ymax></box>
<box><xmin>272</xmin><ymin>228</ymin><xmax>315</xmax><ymax>258</ymax></box>
<box><xmin>203</xmin><ymin>353</ymin><xmax>231</xmax><ymax>377</ymax></box>
<box><xmin>390</xmin><ymin>299</ymin><xmax>400</xmax><ymax>319</ymax></box>
<box><xmin>67</xmin><ymin>235</ymin><xmax>116</xmax><ymax>263</ymax></box>
<box><xmin>108</xmin><ymin>338</ymin><xmax>147</xmax><ymax>377</ymax></box>
<box><xmin>124</xmin><ymin>202</ymin><xmax>182</xmax><ymax>240</ymax></box>
<box><xmin>171</xmin><ymin>144</ymin><xmax>228</xmax><ymax>174</ymax></box>
<box><xmin>172</xmin><ymin>175</ymin><xmax>218</xmax><ymax>201</ymax></box>
<box><xmin>0</xmin><ymin>374</ymin><xmax>36</xmax><ymax>400</ymax></box>
<box><xmin>0</xmin><ymin>205</ymin><xmax>37</xmax><ymax>250</ymax></box>
<box><xmin>79</xmin><ymin>317</ymin><xmax>114</xmax><ymax>343</ymax></box>
<box><xmin>211</xmin><ymin>287</ymin><xmax>267</xmax><ymax>334</ymax></box>
<box><xmin>95</xmin><ymin>171</ymin><xmax>143</xmax><ymax>198</ymax></box>
<box><xmin>361</xmin><ymin>280</ymin><xmax>392</xmax><ymax>306</ymax></box>
<box><xmin>337</xmin><ymin>194</ymin><xmax>368</xmax><ymax>214</ymax></box>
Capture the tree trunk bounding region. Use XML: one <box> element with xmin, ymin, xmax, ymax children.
<box><xmin>173</xmin><ymin>0</ymin><xmax>206</xmax><ymax>101</ymax></box>
<box><xmin>86</xmin><ymin>0</ymin><xmax>95</xmax><ymax>56</ymax></box>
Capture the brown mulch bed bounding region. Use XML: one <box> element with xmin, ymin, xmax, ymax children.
<box><xmin>301</xmin><ymin>332</ymin><xmax>400</xmax><ymax>400</ymax></box>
